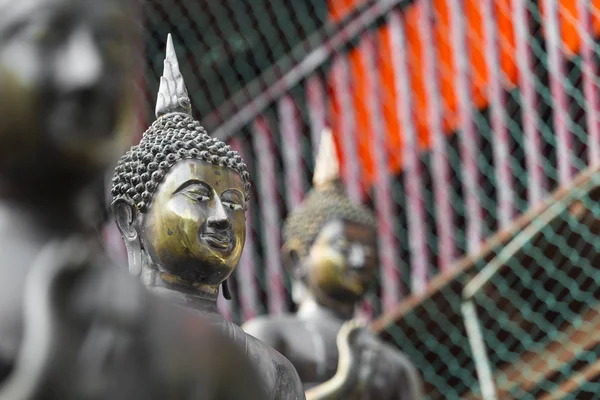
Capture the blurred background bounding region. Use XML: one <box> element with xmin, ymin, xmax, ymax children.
<box><xmin>108</xmin><ymin>0</ymin><xmax>600</xmax><ymax>398</ymax></box>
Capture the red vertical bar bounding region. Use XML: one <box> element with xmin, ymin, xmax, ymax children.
<box><xmin>331</xmin><ymin>56</ymin><xmax>363</xmax><ymax>203</ymax></box>
<box><xmin>449</xmin><ymin>0</ymin><xmax>484</xmax><ymax>254</ymax></box>
<box><xmin>229</xmin><ymin>138</ymin><xmax>260</xmax><ymax>321</ymax></box>
<box><xmin>513</xmin><ymin>0</ymin><xmax>547</xmax><ymax>204</ymax></box>
<box><xmin>252</xmin><ymin>117</ymin><xmax>287</xmax><ymax>314</ymax></box>
<box><xmin>578</xmin><ymin>0</ymin><xmax>600</xmax><ymax>164</ymax></box>
<box><xmin>306</xmin><ymin>75</ymin><xmax>328</xmax><ymax>155</ymax></box>
<box><xmin>361</xmin><ymin>34</ymin><xmax>403</xmax><ymax>309</ymax></box>
<box><xmin>482</xmin><ymin>0</ymin><xmax>515</xmax><ymax>228</ymax></box>
<box><xmin>279</xmin><ymin>96</ymin><xmax>306</xmax><ymax>210</ymax></box>
<box><xmin>389</xmin><ymin>11</ymin><xmax>429</xmax><ymax>294</ymax></box>
<box><xmin>419</xmin><ymin>0</ymin><xmax>455</xmax><ymax>271</ymax></box>
<box><xmin>542</xmin><ymin>0</ymin><xmax>574</xmax><ymax>184</ymax></box>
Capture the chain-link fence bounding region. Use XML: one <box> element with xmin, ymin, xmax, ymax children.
<box><xmin>134</xmin><ymin>0</ymin><xmax>600</xmax><ymax>398</ymax></box>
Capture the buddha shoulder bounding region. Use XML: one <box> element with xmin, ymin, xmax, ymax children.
<box><xmin>242</xmin><ymin>314</ymin><xmax>299</xmax><ymax>344</ymax></box>
<box><xmin>246</xmin><ymin>333</ymin><xmax>305</xmax><ymax>400</ymax></box>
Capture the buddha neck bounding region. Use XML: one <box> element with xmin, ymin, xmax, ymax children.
<box><xmin>140</xmin><ymin>259</ymin><xmax>220</xmax><ymax>316</ymax></box>
<box><xmin>297</xmin><ymin>292</ymin><xmax>356</xmax><ymax>322</ymax></box>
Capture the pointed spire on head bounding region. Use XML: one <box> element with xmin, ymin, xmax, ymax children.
<box><xmin>155</xmin><ymin>34</ymin><xmax>192</xmax><ymax>118</ymax></box>
<box><xmin>312</xmin><ymin>127</ymin><xmax>342</xmax><ymax>190</ymax></box>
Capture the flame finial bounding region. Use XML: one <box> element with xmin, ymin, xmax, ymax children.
<box><xmin>312</xmin><ymin>127</ymin><xmax>341</xmax><ymax>189</ymax></box>
<box><xmin>155</xmin><ymin>34</ymin><xmax>192</xmax><ymax>118</ymax></box>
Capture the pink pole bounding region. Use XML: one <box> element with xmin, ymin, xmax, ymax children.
<box><xmin>361</xmin><ymin>34</ymin><xmax>403</xmax><ymax>308</ymax></box>
<box><xmin>542</xmin><ymin>0</ymin><xmax>574</xmax><ymax>184</ymax></box>
<box><xmin>279</xmin><ymin>96</ymin><xmax>306</xmax><ymax>210</ymax></box>
<box><xmin>449</xmin><ymin>0</ymin><xmax>484</xmax><ymax>254</ymax></box>
<box><xmin>389</xmin><ymin>10</ymin><xmax>429</xmax><ymax>294</ymax></box>
<box><xmin>252</xmin><ymin>116</ymin><xmax>287</xmax><ymax>314</ymax></box>
<box><xmin>577</xmin><ymin>0</ymin><xmax>600</xmax><ymax>165</ymax></box>
<box><xmin>512</xmin><ymin>0</ymin><xmax>547</xmax><ymax>205</ymax></box>
<box><xmin>330</xmin><ymin>56</ymin><xmax>363</xmax><ymax>203</ymax></box>
<box><xmin>229</xmin><ymin>138</ymin><xmax>260</xmax><ymax>321</ymax></box>
<box><xmin>482</xmin><ymin>0</ymin><xmax>515</xmax><ymax>229</ymax></box>
<box><xmin>419</xmin><ymin>0</ymin><xmax>455</xmax><ymax>271</ymax></box>
<box><xmin>306</xmin><ymin>75</ymin><xmax>328</xmax><ymax>155</ymax></box>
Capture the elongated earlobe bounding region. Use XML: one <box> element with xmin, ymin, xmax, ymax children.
<box><xmin>281</xmin><ymin>238</ymin><xmax>304</xmax><ymax>278</ymax></box>
<box><xmin>112</xmin><ymin>198</ymin><xmax>143</xmax><ymax>276</ymax></box>
<box><xmin>282</xmin><ymin>238</ymin><xmax>308</xmax><ymax>304</ymax></box>
<box><xmin>222</xmin><ymin>279</ymin><xmax>232</xmax><ymax>300</ymax></box>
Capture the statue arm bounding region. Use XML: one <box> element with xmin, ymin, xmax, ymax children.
<box><xmin>388</xmin><ymin>349</ymin><xmax>425</xmax><ymax>400</ymax></box>
<box><xmin>305</xmin><ymin>321</ymin><xmax>425</xmax><ymax>400</ymax></box>
<box><xmin>268</xmin><ymin>348</ymin><xmax>306</xmax><ymax>400</ymax></box>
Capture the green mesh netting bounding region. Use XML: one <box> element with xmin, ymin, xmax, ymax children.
<box><xmin>141</xmin><ymin>0</ymin><xmax>600</xmax><ymax>397</ymax></box>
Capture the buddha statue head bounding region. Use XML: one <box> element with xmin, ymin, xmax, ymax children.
<box><xmin>111</xmin><ymin>35</ymin><xmax>250</xmax><ymax>300</ymax></box>
<box><xmin>0</xmin><ymin>0</ymin><xmax>137</xmax><ymax>201</ymax></box>
<box><xmin>282</xmin><ymin>129</ymin><xmax>379</xmax><ymax>314</ymax></box>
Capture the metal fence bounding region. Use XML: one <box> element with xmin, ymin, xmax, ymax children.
<box><xmin>123</xmin><ymin>0</ymin><xmax>600</xmax><ymax>397</ymax></box>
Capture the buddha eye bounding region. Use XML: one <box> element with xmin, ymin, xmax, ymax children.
<box><xmin>334</xmin><ymin>240</ymin><xmax>350</xmax><ymax>252</ymax></box>
<box><xmin>222</xmin><ymin>200</ymin><xmax>243</xmax><ymax>211</ymax></box>
<box><xmin>221</xmin><ymin>190</ymin><xmax>244</xmax><ymax>211</ymax></box>
<box><xmin>363</xmin><ymin>246</ymin><xmax>375</xmax><ymax>256</ymax></box>
<box><xmin>187</xmin><ymin>189</ymin><xmax>210</xmax><ymax>202</ymax></box>
<box><xmin>17</xmin><ymin>22</ymin><xmax>53</xmax><ymax>44</ymax></box>
<box><xmin>178</xmin><ymin>184</ymin><xmax>211</xmax><ymax>202</ymax></box>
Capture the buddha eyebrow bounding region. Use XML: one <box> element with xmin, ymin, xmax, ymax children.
<box><xmin>221</xmin><ymin>189</ymin><xmax>244</xmax><ymax>198</ymax></box>
<box><xmin>174</xmin><ymin>179</ymin><xmax>211</xmax><ymax>194</ymax></box>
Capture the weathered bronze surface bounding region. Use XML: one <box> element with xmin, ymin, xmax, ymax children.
<box><xmin>142</xmin><ymin>160</ymin><xmax>246</xmax><ymax>286</ymax></box>
<box><xmin>243</xmin><ymin>129</ymin><xmax>423</xmax><ymax>399</ymax></box>
<box><xmin>112</xmin><ymin>34</ymin><xmax>305</xmax><ymax>400</ymax></box>
<box><xmin>0</xmin><ymin>1</ymin><xmax>265</xmax><ymax>398</ymax></box>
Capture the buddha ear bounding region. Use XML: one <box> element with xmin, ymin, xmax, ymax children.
<box><xmin>281</xmin><ymin>238</ymin><xmax>304</xmax><ymax>278</ymax></box>
<box><xmin>111</xmin><ymin>198</ymin><xmax>143</xmax><ymax>276</ymax></box>
<box><xmin>111</xmin><ymin>198</ymin><xmax>138</xmax><ymax>241</ymax></box>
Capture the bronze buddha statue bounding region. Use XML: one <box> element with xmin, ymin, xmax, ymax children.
<box><xmin>243</xmin><ymin>129</ymin><xmax>424</xmax><ymax>399</ymax></box>
<box><xmin>111</xmin><ymin>34</ymin><xmax>305</xmax><ymax>400</ymax></box>
<box><xmin>0</xmin><ymin>1</ymin><xmax>265</xmax><ymax>398</ymax></box>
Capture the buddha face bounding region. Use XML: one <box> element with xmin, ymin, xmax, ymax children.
<box><xmin>0</xmin><ymin>0</ymin><xmax>135</xmax><ymax>187</ymax></box>
<box><xmin>140</xmin><ymin>159</ymin><xmax>246</xmax><ymax>286</ymax></box>
<box><xmin>302</xmin><ymin>220</ymin><xmax>378</xmax><ymax>303</ymax></box>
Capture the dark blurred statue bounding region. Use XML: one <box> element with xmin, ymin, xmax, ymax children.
<box><xmin>243</xmin><ymin>130</ymin><xmax>424</xmax><ymax>399</ymax></box>
<box><xmin>111</xmin><ymin>34</ymin><xmax>305</xmax><ymax>400</ymax></box>
<box><xmin>0</xmin><ymin>0</ymin><xmax>265</xmax><ymax>398</ymax></box>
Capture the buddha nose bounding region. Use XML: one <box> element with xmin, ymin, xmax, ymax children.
<box><xmin>207</xmin><ymin>198</ymin><xmax>230</xmax><ymax>230</ymax></box>
<box><xmin>348</xmin><ymin>244</ymin><xmax>365</xmax><ymax>270</ymax></box>
<box><xmin>56</xmin><ymin>27</ymin><xmax>103</xmax><ymax>92</ymax></box>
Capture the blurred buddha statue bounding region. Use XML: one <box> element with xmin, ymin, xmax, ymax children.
<box><xmin>0</xmin><ymin>0</ymin><xmax>265</xmax><ymax>398</ymax></box>
<box><xmin>111</xmin><ymin>34</ymin><xmax>305</xmax><ymax>400</ymax></box>
<box><xmin>243</xmin><ymin>129</ymin><xmax>424</xmax><ymax>399</ymax></box>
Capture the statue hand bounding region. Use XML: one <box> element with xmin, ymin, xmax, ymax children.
<box><xmin>336</xmin><ymin>319</ymin><xmax>367</xmax><ymax>378</ymax></box>
<box><xmin>305</xmin><ymin>319</ymin><xmax>368</xmax><ymax>400</ymax></box>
